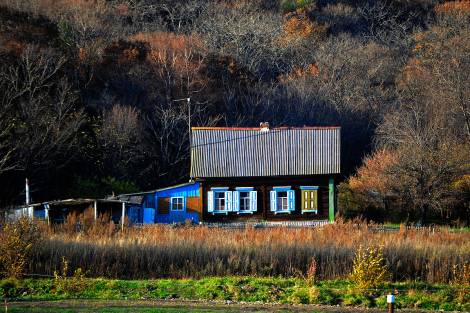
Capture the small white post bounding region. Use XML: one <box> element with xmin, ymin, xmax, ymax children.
<box><xmin>121</xmin><ymin>202</ymin><xmax>126</xmax><ymax>231</ymax></box>
<box><xmin>44</xmin><ymin>204</ymin><xmax>50</xmax><ymax>225</ymax></box>
<box><xmin>387</xmin><ymin>294</ymin><xmax>395</xmax><ymax>313</ymax></box>
<box><xmin>25</xmin><ymin>178</ymin><xmax>30</xmax><ymax>205</ymax></box>
<box><xmin>93</xmin><ymin>200</ymin><xmax>98</xmax><ymax>221</ymax></box>
<box><xmin>27</xmin><ymin>206</ymin><xmax>34</xmax><ymax>220</ymax></box>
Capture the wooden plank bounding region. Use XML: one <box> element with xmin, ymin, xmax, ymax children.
<box><xmin>262</xmin><ymin>185</ymin><xmax>267</xmax><ymax>219</ymax></box>
<box><xmin>186</xmin><ymin>196</ymin><xmax>202</xmax><ymax>214</ymax></box>
<box><xmin>158</xmin><ymin>198</ymin><xmax>170</xmax><ymax>214</ymax></box>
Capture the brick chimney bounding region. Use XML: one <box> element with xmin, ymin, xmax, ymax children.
<box><xmin>260</xmin><ymin>122</ymin><xmax>270</xmax><ymax>132</ymax></box>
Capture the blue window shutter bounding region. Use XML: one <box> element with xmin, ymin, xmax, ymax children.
<box><xmin>288</xmin><ymin>190</ymin><xmax>295</xmax><ymax>211</ymax></box>
<box><xmin>270</xmin><ymin>191</ymin><xmax>277</xmax><ymax>212</ymax></box>
<box><xmin>207</xmin><ymin>191</ymin><xmax>214</xmax><ymax>213</ymax></box>
<box><xmin>225</xmin><ymin>191</ymin><xmax>232</xmax><ymax>211</ymax></box>
<box><xmin>250</xmin><ymin>191</ymin><xmax>257</xmax><ymax>212</ymax></box>
<box><xmin>233</xmin><ymin>191</ymin><xmax>240</xmax><ymax>212</ymax></box>
<box><xmin>183</xmin><ymin>197</ymin><xmax>187</xmax><ymax>211</ymax></box>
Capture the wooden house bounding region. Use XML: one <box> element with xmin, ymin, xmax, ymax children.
<box><xmin>126</xmin><ymin>124</ymin><xmax>340</xmax><ymax>224</ymax></box>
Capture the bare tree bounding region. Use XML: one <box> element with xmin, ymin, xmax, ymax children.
<box><xmin>358</xmin><ymin>2</ymin><xmax>419</xmax><ymax>49</ymax></box>
<box><xmin>2</xmin><ymin>48</ymin><xmax>85</xmax><ymax>180</ymax></box>
<box><xmin>0</xmin><ymin>54</ymin><xmax>23</xmax><ymax>174</ymax></box>
<box><xmin>196</xmin><ymin>3</ymin><xmax>312</xmax><ymax>78</ymax></box>
<box><xmin>98</xmin><ymin>105</ymin><xmax>141</xmax><ymax>179</ymax></box>
<box><xmin>144</xmin><ymin>99</ymin><xmax>220</xmax><ymax>184</ymax></box>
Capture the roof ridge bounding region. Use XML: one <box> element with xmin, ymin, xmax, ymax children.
<box><xmin>192</xmin><ymin>126</ymin><xmax>341</xmax><ymax>131</ymax></box>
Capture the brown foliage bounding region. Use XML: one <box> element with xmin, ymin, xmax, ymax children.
<box><xmin>348</xmin><ymin>149</ymin><xmax>397</xmax><ymax>197</ymax></box>
<box><xmin>0</xmin><ymin>217</ymin><xmax>41</xmax><ymax>278</ymax></box>
<box><xmin>103</xmin><ymin>40</ymin><xmax>148</xmax><ymax>66</ymax></box>
<box><xmin>131</xmin><ymin>32</ymin><xmax>204</xmax><ymax>55</ymax></box>
<box><xmin>278</xmin><ymin>63</ymin><xmax>319</xmax><ymax>83</ymax></box>
<box><xmin>281</xmin><ymin>10</ymin><xmax>327</xmax><ymax>43</ymax></box>
<box><xmin>435</xmin><ymin>1</ymin><xmax>470</xmax><ymax>15</ymax></box>
<box><xmin>24</xmin><ymin>221</ymin><xmax>470</xmax><ymax>283</ymax></box>
<box><xmin>131</xmin><ymin>32</ymin><xmax>205</xmax><ymax>79</ymax></box>
<box><xmin>202</xmin><ymin>54</ymin><xmax>256</xmax><ymax>86</ymax></box>
<box><xmin>0</xmin><ymin>8</ymin><xmax>59</xmax><ymax>55</ymax></box>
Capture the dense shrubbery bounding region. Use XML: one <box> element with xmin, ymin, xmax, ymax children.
<box><xmin>0</xmin><ymin>217</ymin><xmax>41</xmax><ymax>278</ymax></box>
<box><xmin>350</xmin><ymin>245</ymin><xmax>389</xmax><ymax>290</ymax></box>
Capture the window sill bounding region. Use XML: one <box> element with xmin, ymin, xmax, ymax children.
<box><xmin>211</xmin><ymin>211</ymin><xmax>229</xmax><ymax>215</ymax></box>
<box><xmin>274</xmin><ymin>210</ymin><xmax>291</xmax><ymax>214</ymax></box>
<box><xmin>237</xmin><ymin>211</ymin><xmax>254</xmax><ymax>214</ymax></box>
<box><xmin>301</xmin><ymin>210</ymin><xmax>318</xmax><ymax>214</ymax></box>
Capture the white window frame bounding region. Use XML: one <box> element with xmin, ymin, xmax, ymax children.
<box><xmin>239</xmin><ymin>191</ymin><xmax>251</xmax><ymax>212</ymax></box>
<box><xmin>277</xmin><ymin>191</ymin><xmax>289</xmax><ymax>212</ymax></box>
<box><xmin>170</xmin><ymin>197</ymin><xmax>185</xmax><ymax>211</ymax></box>
<box><xmin>271</xmin><ymin>187</ymin><xmax>295</xmax><ymax>214</ymax></box>
<box><xmin>234</xmin><ymin>187</ymin><xmax>256</xmax><ymax>214</ymax></box>
<box><xmin>214</xmin><ymin>191</ymin><xmax>226</xmax><ymax>212</ymax></box>
<box><xmin>209</xmin><ymin>188</ymin><xmax>231</xmax><ymax>215</ymax></box>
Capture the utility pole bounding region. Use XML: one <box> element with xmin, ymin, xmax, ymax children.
<box><xmin>172</xmin><ymin>97</ymin><xmax>191</xmax><ymax>150</ymax></box>
<box><xmin>25</xmin><ymin>178</ymin><xmax>33</xmax><ymax>219</ymax></box>
<box><xmin>172</xmin><ymin>97</ymin><xmax>192</xmax><ymax>181</ymax></box>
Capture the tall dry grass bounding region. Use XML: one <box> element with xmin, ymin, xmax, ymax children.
<box><xmin>20</xmin><ymin>217</ymin><xmax>470</xmax><ymax>283</ymax></box>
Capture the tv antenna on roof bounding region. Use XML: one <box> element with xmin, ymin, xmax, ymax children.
<box><xmin>172</xmin><ymin>97</ymin><xmax>191</xmax><ymax>150</ymax></box>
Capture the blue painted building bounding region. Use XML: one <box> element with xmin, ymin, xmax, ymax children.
<box><xmin>123</xmin><ymin>182</ymin><xmax>201</xmax><ymax>224</ymax></box>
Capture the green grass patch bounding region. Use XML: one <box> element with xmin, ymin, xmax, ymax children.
<box><xmin>1</xmin><ymin>277</ymin><xmax>468</xmax><ymax>311</ymax></box>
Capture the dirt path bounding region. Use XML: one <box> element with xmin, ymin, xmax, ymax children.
<box><xmin>7</xmin><ymin>299</ymin><xmax>442</xmax><ymax>313</ymax></box>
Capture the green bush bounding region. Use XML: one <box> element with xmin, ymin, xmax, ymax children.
<box><xmin>54</xmin><ymin>257</ymin><xmax>88</xmax><ymax>295</ymax></box>
<box><xmin>287</xmin><ymin>285</ymin><xmax>310</xmax><ymax>304</ymax></box>
<box><xmin>350</xmin><ymin>245</ymin><xmax>389</xmax><ymax>290</ymax></box>
<box><xmin>0</xmin><ymin>278</ymin><xmax>19</xmax><ymax>299</ymax></box>
<box><xmin>0</xmin><ymin>217</ymin><xmax>41</xmax><ymax>278</ymax></box>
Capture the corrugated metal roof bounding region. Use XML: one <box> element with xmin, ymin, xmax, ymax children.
<box><xmin>116</xmin><ymin>182</ymin><xmax>197</xmax><ymax>197</ymax></box>
<box><xmin>190</xmin><ymin>127</ymin><xmax>340</xmax><ymax>178</ymax></box>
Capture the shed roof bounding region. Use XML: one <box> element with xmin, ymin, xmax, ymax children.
<box><xmin>115</xmin><ymin>182</ymin><xmax>198</xmax><ymax>197</ymax></box>
<box><xmin>190</xmin><ymin>126</ymin><xmax>341</xmax><ymax>178</ymax></box>
<box><xmin>10</xmin><ymin>198</ymin><xmax>140</xmax><ymax>210</ymax></box>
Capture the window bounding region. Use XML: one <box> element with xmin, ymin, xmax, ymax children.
<box><xmin>208</xmin><ymin>188</ymin><xmax>256</xmax><ymax>214</ymax></box>
<box><xmin>277</xmin><ymin>191</ymin><xmax>288</xmax><ymax>211</ymax></box>
<box><xmin>239</xmin><ymin>192</ymin><xmax>251</xmax><ymax>211</ymax></box>
<box><xmin>233</xmin><ymin>188</ymin><xmax>257</xmax><ymax>213</ymax></box>
<box><xmin>170</xmin><ymin>197</ymin><xmax>184</xmax><ymax>211</ymax></box>
<box><xmin>215</xmin><ymin>192</ymin><xmax>226</xmax><ymax>211</ymax></box>
<box><xmin>270</xmin><ymin>188</ymin><xmax>295</xmax><ymax>213</ymax></box>
<box><xmin>300</xmin><ymin>186</ymin><xmax>318</xmax><ymax>213</ymax></box>
<box><xmin>207</xmin><ymin>188</ymin><xmax>232</xmax><ymax>214</ymax></box>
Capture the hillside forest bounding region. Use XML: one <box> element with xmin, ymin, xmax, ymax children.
<box><xmin>0</xmin><ymin>0</ymin><xmax>468</xmax><ymax>224</ymax></box>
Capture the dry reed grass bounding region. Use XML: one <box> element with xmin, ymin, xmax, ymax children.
<box><xmin>22</xmin><ymin>216</ymin><xmax>470</xmax><ymax>283</ymax></box>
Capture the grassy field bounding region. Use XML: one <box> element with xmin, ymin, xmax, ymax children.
<box><xmin>1</xmin><ymin>277</ymin><xmax>469</xmax><ymax>311</ymax></box>
<box><xmin>2</xmin><ymin>220</ymin><xmax>469</xmax><ymax>312</ymax></box>
<box><xmin>22</xmin><ymin>220</ymin><xmax>470</xmax><ymax>283</ymax></box>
